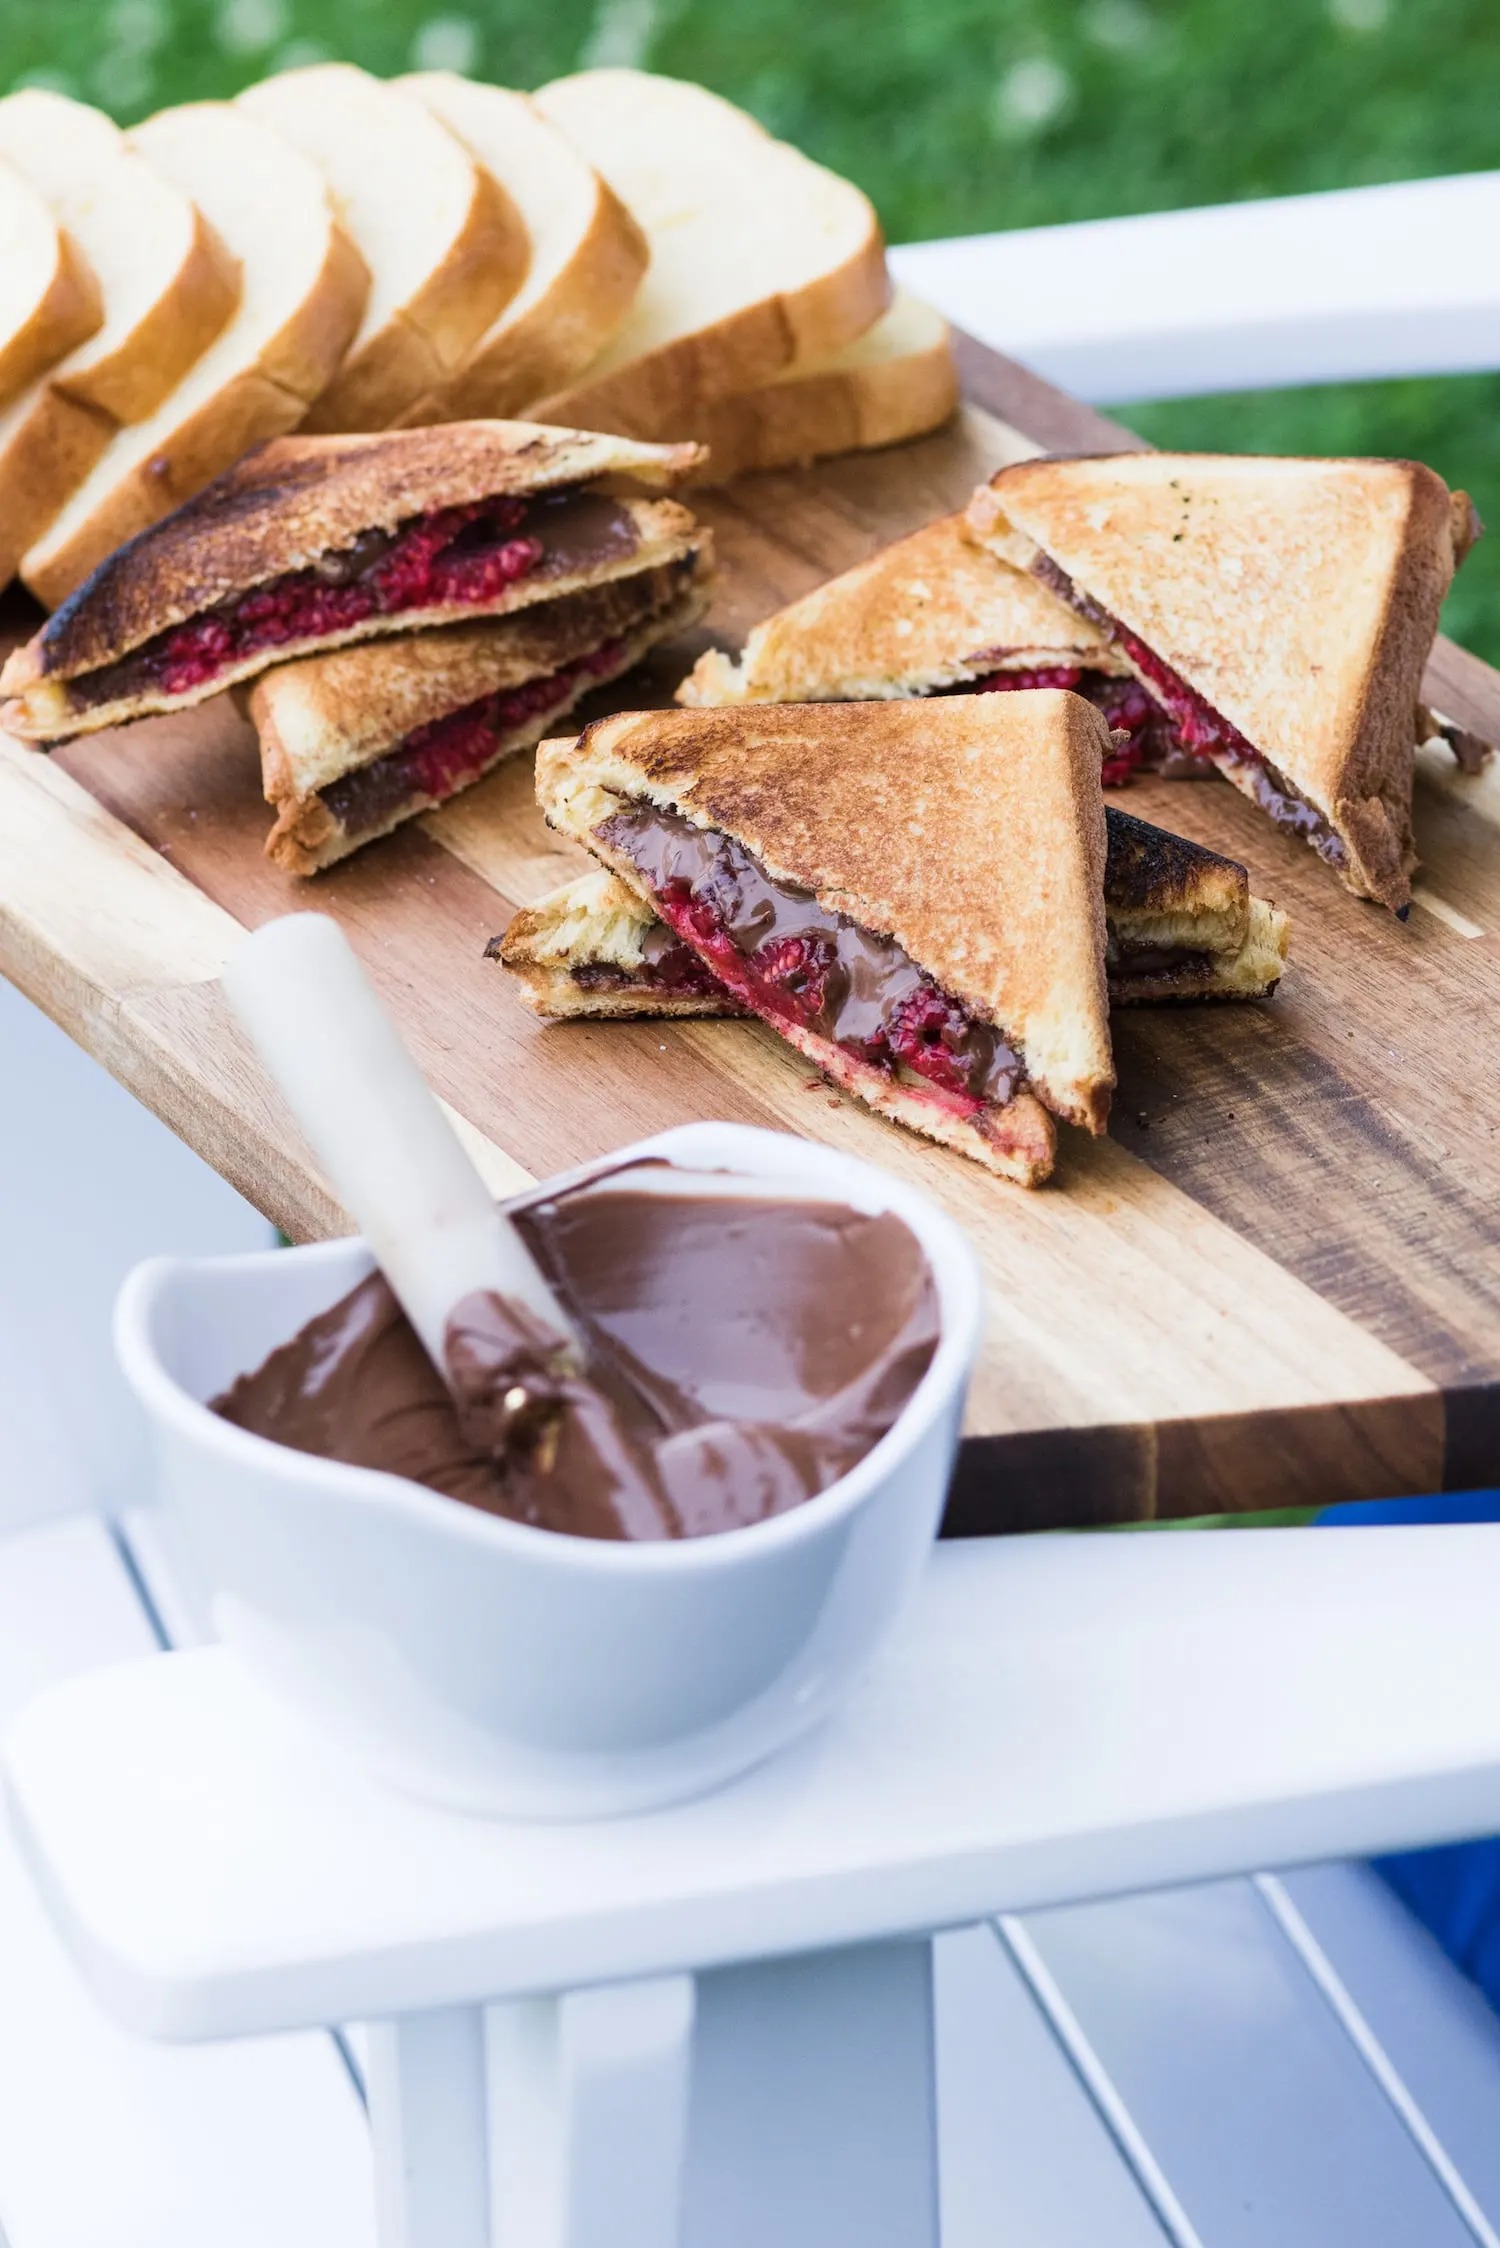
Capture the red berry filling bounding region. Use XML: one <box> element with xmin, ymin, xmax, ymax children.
<box><xmin>321</xmin><ymin>636</ymin><xmax>628</xmax><ymax>840</ymax></box>
<box><xmin>965</xmin><ymin>662</ymin><xmax>1176</xmax><ymax>784</ymax></box>
<box><xmin>143</xmin><ymin>500</ymin><xmax>540</xmax><ymax>698</ymax></box>
<box><xmin>1030</xmin><ymin>555</ymin><xmax>1349</xmax><ymax>867</ymax></box>
<box><xmin>598</xmin><ymin>804</ymin><xmax>1026</xmax><ymax>1115</ymax></box>
<box><xmin>71</xmin><ymin>486</ymin><xmax>645</xmax><ymax>712</ymax></box>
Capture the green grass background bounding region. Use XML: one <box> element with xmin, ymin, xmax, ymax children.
<box><xmin>8</xmin><ymin>0</ymin><xmax>1500</xmax><ymax>658</ymax></box>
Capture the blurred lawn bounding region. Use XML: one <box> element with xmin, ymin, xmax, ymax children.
<box><xmin>8</xmin><ymin>0</ymin><xmax>1500</xmax><ymax>655</ymax></box>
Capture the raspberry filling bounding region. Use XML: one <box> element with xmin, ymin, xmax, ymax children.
<box><xmin>596</xmin><ymin>804</ymin><xmax>1026</xmax><ymax>1115</ymax></box>
<box><xmin>321</xmin><ymin>637</ymin><xmax>630</xmax><ymax>841</ymax></box>
<box><xmin>73</xmin><ymin>489</ymin><xmax>640</xmax><ymax>708</ymax></box>
<box><xmin>1031</xmin><ymin>555</ymin><xmax>1349</xmax><ymax>870</ymax></box>
<box><xmin>965</xmin><ymin>662</ymin><xmax>1174</xmax><ymax>784</ymax></box>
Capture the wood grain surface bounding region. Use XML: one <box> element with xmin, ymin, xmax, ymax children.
<box><xmin>3</xmin><ymin>341</ymin><xmax>1497</xmax><ymax>1531</ymax></box>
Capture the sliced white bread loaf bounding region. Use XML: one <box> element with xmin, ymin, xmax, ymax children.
<box><xmin>21</xmin><ymin>101</ymin><xmax>368</xmax><ymax>609</ymax></box>
<box><xmin>531</xmin><ymin>70</ymin><xmax>888</xmax><ymax>433</ymax></box>
<box><xmin>0</xmin><ymin>89</ymin><xmax>241</xmax><ymax>586</ymax></box>
<box><xmin>240</xmin><ymin>63</ymin><xmax>527</xmax><ymax>432</ymax></box>
<box><xmin>0</xmin><ymin>90</ymin><xmax>238</xmax><ymax>423</ymax></box>
<box><xmin>396</xmin><ymin>73</ymin><xmax>647</xmax><ymax>423</ymax></box>
<box><xmin>670</xmin><ymin>291</ymin><xmax>957</xmax><ymax>483</ymax></box>
<box><xmin>0</xmin><ymin>156</ymin><xmax>100</xmax><ymax>417</ymax></box>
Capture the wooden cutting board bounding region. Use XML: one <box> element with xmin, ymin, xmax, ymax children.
<box><xmin>5</xmin><ymin>334</ymin><xmax>1500</xmax><ymax>1534</ymax></box>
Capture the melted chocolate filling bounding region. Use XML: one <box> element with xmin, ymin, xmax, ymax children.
<box><xmin>572</xmin><ymin>925</ymin><xmax>730</xmax><ymax>998</ymax></box>
<box><xmin>596</xmin><ymin>803</ymin><xmax>1025</xmax><ymax>1114</ymax></box>
<box><xmin>1030</xmin><ymin>554</ymin><xmax>1349</xmax><ymax>870</ymax></box>
<box><xmin>72</xmin><ymin>489</ymin><xmax>640</xmax><ymax>709</ymax></box>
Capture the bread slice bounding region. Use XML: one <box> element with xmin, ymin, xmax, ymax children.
<box><xmin>396</xmin><ymin>75</ymin><xmax>648</xmax><ymax>424</ymax></box>
<box><xmin>499</xmin><ymin>801</ymin><xmax>1288</xmax><ymax>1019</ymax></box>
<box><xmin>967</xmin><ymin>453</ymin><xmax>1477</xmax><ymax>912</ymax></box>
<box><xmin>253</xmin><ymin>547</ymin><xmax>711</xmax><ymax>872</ymax></box>
<box><xmin>530</xmin><ymin>70</ymin><xmax>889</xmax><ymax>434</ymax></box>
<box><xmin>536</xmin><ymin>694</ymin><xmax>1114</xmax><ymax>1183</ymax></box>
<box><xmin>0</xmin><ymin>155</ymin><xmax>100</xmax><ymax>415</ymax></box>
<box><xmin>0</xmin><ymin>90</ymin><xmax>241</xmax><ymax>587</ymax></box>
<box><xmin>0</xmin><ymin>90</ymin><xmax>238</xmax><ymax>424</ymax></box>
<box><xmin>682</xmin><ymin>510</ymin><xmax>1122</xmax><ymax>706</ymax></box>
<box><xmin>239</xmin><ymin>65</ymin><xmax>527</xmax><ymax>433</ymax></box>
<box><xmin>18</xmin><ymin>101</ymin><xmax>369</xmax><ymax>611</ymax></box>
<box><xmin>494</xmin><ymin>864</ymin><xmax>749</xmax><ymax>1020</ymax></box>
<box><xmin>2</xmin><ymin>422</ymin><xmax>706</xmax><ymax>738</ymax></box>
<box><xmin>657</xmin><ymin>291</ymin><xmax>958</xmax><ymax>482</ymax></box>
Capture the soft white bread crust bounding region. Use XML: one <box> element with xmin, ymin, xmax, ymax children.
<box><xmin>672</xmin><ymin>292</ymin><xmax>958</xmax><ymax>482</ymax></box>
<box><xmin>680</xmin><ymin>510</ymin><xmax>1119</xmax><ymax>707</ymax></box>
<box><xmin>0</xmin><ymin>385</ymin><xmax>113</xmax><ymax>593</ymax></box>
<box><xmin>967</xmin><ymin>452</ymin><xmax>1469</xmax><ymax>912</ymax></box>
<box><xmin>536</xmin><ymin>692</ymin><xmax>1114</xmax><ymax>1137</ymax></box>
<box><xmin>397</xmin><ymin>76</ymin><xmax>648</xmax><ymax>424</ymax></box>
<box><xmin>240</xmin><ymin>65</ymin><xmax>527</xmax><ymax>433</ymax></box>
<box><xmin>531</xmin><ymin>70</ymin><xmax>889</xmax><ymax>433</ymax></box>
<box><xmin>0</xmin><ymin>91</ymin><xmax>243</xmax><ymax>588</ymax></box>
<box><xmin>0</xmin><ymin>157</ymin><xmax>101</xmax><ymax>415</ymax></box>
<box><xmin>0</xmin><ymin>90</ymin><xmax>239</xmax><ymax>428</ymax></box>
<box><xmin>18</xmin><ymin>101</ymin><xmax>370</xmax><ymax>610</ymax></box>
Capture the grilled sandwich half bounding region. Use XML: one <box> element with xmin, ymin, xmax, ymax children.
<box><xmin>0</xmin><ymin>420</ymin><xmax>704</xmax><ymax>743</ymax></box>
<box><xmin>533</xmin><ymin>693</ymin><xmax>1117</xmax><ymax>1186</ymax></box>
<box><xmin>966</xmin><ymin>451</ymin><xmax>1480</xmax><ymax>912</ymax></box>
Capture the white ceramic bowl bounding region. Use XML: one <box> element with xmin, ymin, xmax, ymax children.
<box><xmin>115</xmin><ymin>1123</ymin><xmax>983</xmax><ymax>1819</ymax></box>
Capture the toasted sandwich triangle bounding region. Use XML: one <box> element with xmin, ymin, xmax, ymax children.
<box><xmin>966</xmin><ymin>451</ymin><xmax>1476</xmax><ymax>911</ymax></box>
<box><xmin>680</xmin><ymin>511</ymin><xmax>1120</xmax><ymax>707</ymax></box>
<box><xmin>536</xmin><ymin>693</ymin><xmax>1114</xmax><ymax>1178</ymax></box>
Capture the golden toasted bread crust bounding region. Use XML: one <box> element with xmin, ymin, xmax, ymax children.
<box><xmin>1103</xmin><ymin>803</ymin><xmax>1249</xmax><ymax>954</ymax></box>
<box><xmin>679</xmin><ymin>513</ymin><xmax>1120</xmax><ymax>707</ymax></box>
<box><xmin>252</xmin><ymin>545</ymin><xmax>711</xmax><ymax>798</ymax></box>
<box><xmin>266</xmin><ymin>577</ymin><xmax>708</xmax><ymax>875</ymax></box>
<box><xmin>967</xmin><ymin>452</ymin><xmax>1468</xmax><ymax>912</ymax></box>
<box><xmin>536</xmin><ymin>692</ymin><xmax>1114</xmax><ymax>1133</ymax></box>
<box><xmin>4</xmin><ymin>421</ymin><xmax>706</xmax><ymax>687</ymax></box>
<box><xmin>501</xmin><ymin>960</ymin><xmax>736</xmax><ymax>1020</ymax></box>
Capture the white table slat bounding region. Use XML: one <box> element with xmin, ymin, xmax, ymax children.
<box><xmin>891</xmin><ymin>170</ymin><xmax>1500</xmax><ymax>402</ymax></box>
<box><xmin>933</xmin><ymin>1923</ymin><xmax>1170</xmax><ymax>2245</ymax></box>
<box><xmin>1279</xmin><ymin>1862</ymin><xmax>1500</xmax><ymax>2223</ymax></box>
<box><xmin>12</xmin><ymin>1526</ymin><xmax>1500</xmax><ymax>2043</ymax></box>
<box><xmin>1014</xmin><ymin>1876</ymin><xmax>1484</xmax><ymax>2247</ymax></box>
<box><xmin>0</xmin><ymin>1514</ymin><xmax>374</xmax><ymax>2248</ymax></box>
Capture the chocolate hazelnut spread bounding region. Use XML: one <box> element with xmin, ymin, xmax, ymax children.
<box><xmin>596</xmin><ymin>804</ymin><xmax>1028</xmax><ymax>1117</ymax></box>
<box><xmin>1030</xmin><ymin>554</ymin><xmax>1350</xmax><ymax>871</ymax></box>
<box><xmin>212</xmin><ymin>1174</ymin><xmax>939</xmax><ymax>1541</ymax></box>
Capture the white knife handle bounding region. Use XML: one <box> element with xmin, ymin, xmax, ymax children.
<box><xmin>223</xmin><ymin>913</ymin><xmax>580</xmax><ymax>1372</ymax></box>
